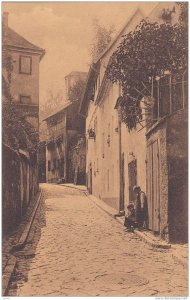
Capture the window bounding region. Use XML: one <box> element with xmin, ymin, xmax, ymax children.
<box><xmin>48</xmin><ymin>161</ymin><xmax>51</xmax><ymax>172</ymax></box>
<box><xmin>19</xmin><ymin>55</ymin><xmax>32</xmax><ymax>74</ymax></box>
<box><xmin>171</xmin><ymin>74</ymin><xmax>183</xmax><ymax>112</ymax></box>
<box><xmin>20</xmin><ymin>95</ymin><xmax>31</xmax><ymax>104</ymax></box>
<box><xmin>152</xmin><ymin>73</ymin><xmax>186</xmax><ymax>122</ymax></box>
<box><xmin>159</xmin><ymin>75</ymin><xmax>170</xmax><ymax>117</ymax></box>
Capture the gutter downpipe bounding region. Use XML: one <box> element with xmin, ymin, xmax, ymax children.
<box><xmin>118</xmin><ymin>118</ymin><xmax>125</xmax><ymax>216</ymax></box>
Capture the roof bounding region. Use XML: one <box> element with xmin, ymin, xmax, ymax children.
<box><xmin>94</xmin><ymin>8</ymin><xmax>145</xmax><ymax>63</ymax></box>
<box><xmin>79</xmin><ymin>8</ymin><xmax>145</xmax><ymax>115</ymax></box>
<box><xmin>65</xmin><ymin>71</ymin><xmax>87</xmax><ymax>78</ymax></box>
<box><xmin>6</xmin><ymin>27</ymin><xmax>45</xmax><ymax>58</ymax></box>
<box><xmin>43</xmin><ymin>102</ymin><xmax>72</xmax><ymax>122</ymax></box>
<box><xmin>79</xmin><ymin>62</ymin><xmax>100</xmax><ymax>116</ymax></box>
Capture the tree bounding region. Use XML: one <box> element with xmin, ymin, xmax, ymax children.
<box><xmin>40</xmin><ymin>90</ymin><xmax>65</xmax><ymax>121</ymax></box>
<box><xmin>68</xmin><ymin>79</ymin><xmax>86</xmax><ymax>103</ymax></box>
<box><xmin>105</xmin><ymin>6</ymin><xmax>188</xmax><ymax>130</ymax></box>
<box><xmin>90</xmin><ymin>18</ymin><xmax>115</xmax><ymax>62</ymax></box>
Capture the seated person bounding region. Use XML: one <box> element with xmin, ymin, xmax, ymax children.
<box><xmin>124</xmin><ymin>204</ymin><xmax>137</xmax><ymax>231</ymax></box>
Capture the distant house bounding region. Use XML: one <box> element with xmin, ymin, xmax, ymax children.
<box><xmin>44</xmin><ymin>71</ymin><xmax>87</xmax><ymax>184</ymax></box>
<box><xmin>3</xmin><ymin>12</ymin><xmax>45</xmax><ymax>128</ymax></box>
<box><xmin>2</xmin><ymin>12</ymin><xmax>45</xmax><ymax>235</ymax></box>
<box><xmin>80</xmin><ymin>3</ymin><xmax>188</xmax><ymax>243</ymax></box>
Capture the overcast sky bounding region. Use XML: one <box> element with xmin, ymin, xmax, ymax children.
<box><xmin>3</xmin><ymin>2</ymin><xmax>157</xmax><ymax>105</ymax></box>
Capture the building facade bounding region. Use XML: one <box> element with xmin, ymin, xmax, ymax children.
<box><xmin>80</xmin><ymin>3</ymin><xmax>187</xmax><ymax>242</ymax></box>
<box><xmin>80</xmin><ymin>8</ymin><xmax>145</xmax><ymax>212</ymax></box>
<box><xmin>44</xmin><ymin>71</ymin><xmax>87</xmax><ymax>184</ymax></box>
<box><xmin>2</xmin><ymin>12</ymin><xmax>45</xmax><ymax>235</ymax></box>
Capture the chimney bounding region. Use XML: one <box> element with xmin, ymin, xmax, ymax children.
<box><xmin>3</xmin><ymin>12</ymin><xmax>9</xmax><ymax>28</ymax></box>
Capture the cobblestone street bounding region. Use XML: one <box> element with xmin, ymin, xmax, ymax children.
<box><xmin>8</xmin><ymin>183</ymin><xmax>188</xmax><ymax>297</ymax></box>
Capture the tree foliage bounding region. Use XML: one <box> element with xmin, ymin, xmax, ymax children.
<box><xmin>68</xmin><ymin>79</ymin><xmax>86</xmax><ymax>103</ymax></box>
<box><xmin>90</xmin><ymin>18</ymin><xmax>115</xmax><ymax>62</ymax></box>
<box><xmin>105</xmin><ymin>6</ymin><xmax>188</xmax><ymax>130</ymax></box>
<box><xmin>3</xmin><ymin>102</ymin><xmax>39</xmax><ymax>152</ymax></box>
<box><xmin>2</xmin><ymin>44</ymin><xmax>39</xmax><ymax>152</ymax></box>
<box><xmin>40</xmin><ymin>90</ymin><xmax>65</xmax><ymax>120</ymax></box>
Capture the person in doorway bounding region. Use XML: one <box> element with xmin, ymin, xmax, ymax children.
<box><xmin>124</xmin><ymin>203</ymin><xmax>137</xmax><ymax>232</ymax></box>
<box><xmin>133</xmin><ymin>185</ymin><xmax>148</xmax><ymax>230</ymax></box>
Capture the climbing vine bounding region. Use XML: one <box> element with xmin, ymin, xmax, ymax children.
<box><xmin>2</xmin><ymin>45</ymin><xmax>39</xmax><ymax>152</ymax></box>
<box><xmin>105</xmin><ymin>5</ymin><xmax>188</xmax><ymax>130</ymax></box>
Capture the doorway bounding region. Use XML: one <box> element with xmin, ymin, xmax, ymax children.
<box><xmin>128</xmin><ymin>159</ymin><xmax>137</xmax><ymax>204</ymax></box>
<box><xmin>147</xmin><ymin>140</ymin><xmax>160</xmax><ymax>233</ymax></box>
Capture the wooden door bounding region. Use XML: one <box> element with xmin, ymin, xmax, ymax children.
<box><xmin>128</xmin><ymin>160</ymin><xmax>137</xmax><ymax>204</ymax></box>
<box><xmin>147</xmin><ymin>140</ymin><xmax>160</xmax><ymax>232</ymax></box>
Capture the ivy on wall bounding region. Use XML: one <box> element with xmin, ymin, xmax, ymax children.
<box><xmin>105</xmin><ymin>4</ymin><xmax>188</xmax><ymax>130</ymax></box>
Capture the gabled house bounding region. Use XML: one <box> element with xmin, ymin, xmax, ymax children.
<box><xmin>80</xmin><ymin>3</ymin><xmax>188</xmax><ymax>243</ymax></box>
<box><xmin>3</xmin><ymin>12</ymin><xmax>45</xmax><ymax>129</ymax></box>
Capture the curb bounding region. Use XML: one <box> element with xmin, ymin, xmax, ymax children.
<box><xmin>133</xmin><ymin>230</ymin><xmax>171</xmax><ymax>249</ymax></box>
<box><xmin>116</xmin><ymin>216</ymin><xmax>171</xmax><ymax>249</ymax></box>
<box><xmin>85</xmin><ymin>192</ymin><xmax>172</xmax><ymax>250</ymax></box>
<box><xmin>11</xmin><ymin>190</ymin><xmax>42</xmax><ymax>253</ymax></box>
<box><xmin>60</xmin><ymin>184</ymin><xmax>87</xmax><ymax>193</ymax></box>
<box><xmin>2</xmin><ymin>255</ymin><xmax>17</xmax><ymax>296</ymax></box>
<box><xmin>85</xmin><ymin>192</ymin><xmax>119</xmax><ymax>220</ymax></box>
<box><xmin>2</xmin><ymin>190</ymin><xmax>42</xmax><ymax>296</ymax></box>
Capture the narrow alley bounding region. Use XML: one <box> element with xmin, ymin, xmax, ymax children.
<box><xmin>8</xmin><ymin>184</ymin><xmax>188</xmax><ymax>297</ymax></box>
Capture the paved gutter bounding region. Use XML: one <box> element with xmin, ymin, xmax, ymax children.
<box><xmin>2</xmin><ymin>190</ymin><xmax>42</xmax><ymax>296</ymax></box>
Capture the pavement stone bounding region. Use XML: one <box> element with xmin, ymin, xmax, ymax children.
<box><xmin>7</xmin><ymin>183</ymin><xmax>188</xmax><ymax>297</ymax></box>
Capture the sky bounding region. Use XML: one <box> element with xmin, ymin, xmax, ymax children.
<box><xmin>2</xmin><ymin>2</ymin><xmax>157</xmax><ymax>105</ymax></box>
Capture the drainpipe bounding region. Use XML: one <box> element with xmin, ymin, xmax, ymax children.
<box><xmin>118</xmin><ymin>118</ymin><xmax>125</xmax><ymax>215</ymax></box>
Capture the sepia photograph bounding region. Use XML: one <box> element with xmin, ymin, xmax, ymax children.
<box><xmin>2</xmin><ymin>1</ymin><xmax>188</xmax><ymax>297</ymax></box>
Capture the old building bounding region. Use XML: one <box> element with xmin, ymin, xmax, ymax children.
<box><xmin>2</xmin><ymin>12</ymin><xmax>45</xmax><ymax>235</ymax></box>
<box><xmin>145</xmin><ymin>3</ymin><xmax>188</xmax><ymax>242</ymax></box>
<box><xmin>80</xmin><ymin>8</ymin><xmax>145</xmax><ymax>213</ymax></box>
<box><xmin>80</xmin><ymin>3</ymin><xmax>187</xmax><ymax>242</ymax></box>
<box><xmin>44</xmin><ymin>71</ymin><xmax>87</xmax><ymax>184</ymax></box>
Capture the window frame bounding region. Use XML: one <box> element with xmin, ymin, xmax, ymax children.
<box><xmin>19</xmin><ymin>55</ymin><xmax>32</xmax><ymax>75</ymax></box>
<box><xmin>152</xmin><ymin>73</ymin><xmax>186</xmax><ymax>122</ymax></box>
<box><xmin>20</xmin><ymin>95</ymin><xmax>31</xmax><ymax>105</ymax></box>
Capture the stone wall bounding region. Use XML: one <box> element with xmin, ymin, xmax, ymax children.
<box><xmin>167</xmin><ymin>109</ymin><xmax>188</xmax><ymax>243</ymax></box>
<box><xmin>2</xmin><ymin>145</ymin><xmax>39</xmax><ymax>237</ymax></box>
<box><xmin>2</xmin><ymin>145</ymin><xmax>21</xmax><ymax>236</ymax></box>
